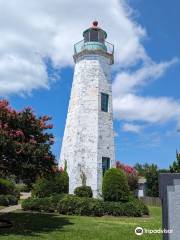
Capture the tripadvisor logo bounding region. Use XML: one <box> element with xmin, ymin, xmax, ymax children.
<box><xmin>135</xmin><ymin>227</ymin><xmax>144</xmax><ymax>236</ymax></box>
<box><xmin>135</xmin><ymin>227</ymin><xmax>173</xmax><ymax>235</ymax></box>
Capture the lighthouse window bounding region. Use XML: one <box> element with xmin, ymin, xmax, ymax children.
<box><xmin>102</xmin><ymin>157</ymin><xmax>110</xmax><ymax>175</ymax></box>
<box><xmin>90</xmin><ymin>29</ymin><xmax>98</xmax><ymax>42</ymax></box>
<box><xmin>101</xmin><ymin>93</ymin><xmax>109</xmax><ymax>112</ymax></box>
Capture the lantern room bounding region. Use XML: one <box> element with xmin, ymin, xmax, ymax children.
<box><xmin>73</xmin><ymin>21</ymin><xmax>114</xmax><ymax>64</ymax></box>
<box><xmin>83</xmin><ymin>21</ymin><xmax>107</xmax><ymax>43</ymax></box>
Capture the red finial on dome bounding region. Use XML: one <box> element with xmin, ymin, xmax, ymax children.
<box><xmin>92</xmin><ymin>21</ymin><xmax>98</xmax><ymax>28</ymax></box>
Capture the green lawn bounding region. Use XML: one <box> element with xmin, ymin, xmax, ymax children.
<box><xmin>0</xmin><ymin>207</ymin><xmax>162</xmax><ymax>240</ymax></box>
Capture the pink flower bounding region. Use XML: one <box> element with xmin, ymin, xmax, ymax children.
<box><xmin>15</xmin><ymin>130</ymin><xmax>24</xmax><ymax>137</ymax></box>
<box><xmin>116</xmin><ymin>161</ymin><xmax>137</xmax><ymax>175</ymax></box>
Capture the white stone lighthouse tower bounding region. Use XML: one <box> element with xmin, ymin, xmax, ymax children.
<box><xmin>59</xmin><ymin>21</ymin><xmax>115</xmax><ymax>198</ymax></box>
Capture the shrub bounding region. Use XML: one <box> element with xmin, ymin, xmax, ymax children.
<box><xmin>74</xmin><ymin>186</ymin><xmax>93</xmax><ymax>198</ymax></box>
<box><xmin>102</xmin><ymin>168</ymin><xmax>130</xmax><ymax>202</ymax></box>
<box><xmin>58</xmin><ymin>195</ymin><xmax>148</xmax><ymax>217</ymax></box>
<box><xmin>58</xmin><ymin>195</ymin><xmax>104</xmax><ymax>216</ymax></box>
<box><xmin>0</xmin><ymin>195</ymin><xmax>18</xmax><ymax>206</ymax></box>
<box><xmin>32</xmin><ymin>171</ymin><xmax>69</xmax><ymax>198</ymax></box>
<box><xmin>22</xmin><ymin>194</ymin><xmax>66</xmax><ymax>212</ymax></box>
<box><xmin>0</xmin><ymin>178</ymin><xmax>15</xmax><ymax>195</ymax></box>
<box><xmin>102</xmin><ymin>199</ymin><xmax>149</xmax><ymax>217</ymax></box>
<box><xmin>22</xmin><ymin>194</ymin><xmax>149</xmax><ymax>217</ymax></box>
<box><xmin>22</xmin><ymin>197</ymin><xmax>53</xmax><ymax>212</ymax></box>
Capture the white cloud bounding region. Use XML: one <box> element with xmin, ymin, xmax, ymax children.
<box><xmin>122</xmin><ymin>123</ymin><xmax>143</xmax><ymax>133</ymax></box>
<box><xmin>113</xmin><ymin>94</ymin><xmax>180</xmax><ymax>123</ymax></box>
<box><xmin>0</xmin><ymin>0</ymin><xmax>179</xmax><ymax>130</ymax></box>
<box><xmin>112</xmin><ymin>55</ymin><xmax>180</xmax><ymax>126</ymax></box>
<box><xmin>0</xmin><ymin>0</ymin><xmax>147</xmax><ymax>95</ymax></box>
<box><xmin>113</xmin><ymin>58</ymin><xmax>178</xmax><ymax>96</ymax></box>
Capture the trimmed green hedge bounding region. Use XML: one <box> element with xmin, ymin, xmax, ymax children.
<box><xmin>102</xmin><ymin>168</ymin><xmax>130</xmax><ymax>202</ymax></box>
<box><xmin>58</xmin><ymin>195</ymin><xmax>103</xmax><ymax>216</ymax></box>
<box><xmin>22</xmin><ymin>194</ymin><xmax>149</xmax><ymax>217</ymax></box>
<box><xmin>74</xmin><ymin>186</ymin><xmax>93</xmax><ymax>198</ymax></box>
<box><xmin>0</xmin><ymin>195</ymin><xmax>19</xmax><ymax>206</ymax></box>
<box><xmin>21</xmin><ymin>194</ymin><xmax>65</xmax><ymax>212</ymax></box>
<box><xmin>32</xmin><ymin>172</ymin><xmax>69</xmax><ymax>198</ymax></box>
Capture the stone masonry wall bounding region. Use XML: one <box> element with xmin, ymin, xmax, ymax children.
<box><xmin>59</xmin><ymin>54</ymin><xmax>115</xmax><ymax>198</ymax></box>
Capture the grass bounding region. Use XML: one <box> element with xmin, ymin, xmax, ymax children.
<box><xmin>0</xmin><ymin>207</ymin><xmax>162</xmax><ymax>240</ymax></box>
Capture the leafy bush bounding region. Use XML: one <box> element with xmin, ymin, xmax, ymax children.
<box><xmin>32</xmin><ymin>172</ymin><xmax>69</xmax><ymax>198</ymax></box>
<box><xmin>0</xmin><ymin>178</ymin><xmax>15</xmax><ymax>195</ymax></box>
<box><xmin>105</xmin><ymin>200</ymin><xmax>147</xmax><ymax>217</ymax></box>
<box><xmin>0</xmin><ymin>195</ymin><xmax>18</xmax><ymax>206</ymax></box>
<box><xmin>58</xmin><ymin>195</ymin><xmax>104</xmax><ymax>216</ymax></box>
<box><xmin>22</xmin><ymin>194</ymin><xmax>66</xmax><ymax>212</ymax></box>
<box><xmin>57</xmin><ymin>195</ymin><xmax>148</xmax><ymax>217</ymax></box>
<box><xmin>22</xmin><ymin>197</ymin><xmax>53</xmax><ymax>212</ymax></box>
<box><xmin>74</xmin><ymin>186</ymin><xmax>93</xmax><ymax>198</ymax></box>
<box><xmin>102</xmin><ymin>198</ymin><xmax>149</xmax><ymax>217</ymax></box>
<box><xmin>116</xmin><ymin>161</ymin><xmax>138</xmax><ymax>192</ymax></box>
<box><xmin>22</xmin><ymin>194</ymin><xmax>149</xmax><ymax>217</ymax></box>
<box><xmin>102</xmin><ymin>168</ymin><xmax>130</xmax><ymax>202</ymax></box>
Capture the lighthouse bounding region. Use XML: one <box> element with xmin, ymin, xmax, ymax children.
<box><xmin>59</xmin><ymin>21</ymin><xmax>115</xmax><ymax>198</ymax></box>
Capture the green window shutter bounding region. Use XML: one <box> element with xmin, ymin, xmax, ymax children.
<box><xmin>101</xmin><ymin>93</ymin><xmax>109</xmax><ymax>112</ymax></box>
<box><xmin>102</xmin><ymin>157</ymin><xmax>110</xmax><ymax>175</ymax></box>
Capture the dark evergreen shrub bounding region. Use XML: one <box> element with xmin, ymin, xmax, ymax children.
<box><xmin>22</xmin><ymin>197</ymin><xmax>53</xmax><ymax>212</ymax></box>
<box><xmin>32</xmin><ymin>171</ymin><xmax>69</xmax><ymax>198</ymax></box>
<box><xmin>58</xmin><ymin>195</ymin><xmax>104</xmax><ymax>216</ymax></box>
<box><xmin>102</xmin><ymin>168</ymin><xmax>130</xmax><ymax>202</ymax></box>
<box><xmin>22</xmin><ymin>194</ymin><xmax>149</xmax><ymax>217</ymax></box>
<box><xmin>74</xmin><ymin>186</ymin><xmax>93</xmax><ymax>198</ymax></box>
<box><xmin>22</xmin><ymin>194</ymin><xmax>66</xmax><ymax>212</ymax></box>
<box><xmin>0</xmin><ymin>178</ymin><xmax>15</xmax><ymax>195</ymax></box>
<box><xmin>0</xmin><ymin>195</ymin><xmax>18</xmax><ymax>206</ymax></box>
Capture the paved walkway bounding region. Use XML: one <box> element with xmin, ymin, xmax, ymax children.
<box><xmin>0</xmin><ymin>192</ymin><xmax>31</xmax><ymax>213</ymax></box>
<box><xmin>0</xmin><ymin>204</ymin><xmax>21</xmax><ymax>213</ymax></box>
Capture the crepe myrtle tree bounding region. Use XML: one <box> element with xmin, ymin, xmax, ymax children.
<box><xmin>116</xmin><ymin>161</ymin><xmax>138</xmax><ymax>192</ymax></box>
<box><xmin>0</xmin><ymin>99</ymin><xmax>57</xmax><ymax>185</ymax></box>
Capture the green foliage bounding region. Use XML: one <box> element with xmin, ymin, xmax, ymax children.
<box><xmin>74</xmin><ymin>186</ymin><xmax>93</xmax><ymax>198</ymax></box>
<box><xmin>58</xmin><ymin>195</ymin><xmax>148</xmax><ymax>217</ymax></box>
<box><xmin>58</xmin><ymin>195</ymin><xmax>104</xmax><ymax>216</ymax></box>
<box><xmin>145</xmin><ymin>164</ymin><xmax>159</xmax><ymax>197</ymax></box>
<box><xmin>102</xmin><ymin>168</ymin><xmax>130</xmax><ymax>202</ymax></box>
<box><xmin>22</xmin><ymin>194</ymin><xmax>66</xmax><ymax>212</ymax></box>
<box><xmin>170</xmin><ymin>152</ymin><xmax>180</xmax><ymax>172</ymax></box>
<box><xmin>0</xmin><ymin>178</ymin><xmax>15</xmax><ymax>195</ymax></box>
<box><xmin>22</xmin><ymin>197</ymin><xmax>53</xmax><ymax>212</ymax></box>
<box><xmin>103</xmin><ymin>198</ymin><xmax>149</xmax><ymax>217</ymax></box>
<box><xmin>22</xmin><ymin>194</ymin><xmax>149</xmax><ymax>217</ymax></box>
<box><xmin>127</xmin><ymin>174</ymin><xmax>138</xmax><ymax>192</ymax></box>
<box><xmin>116</xmin><ymin>162</ymin><xmax>138</xmax><ymax>192</ymax></box>
<box><xmin>32</xmin><ymin>172</ymin><xmax>69</xmax><ymax>198</ymax></box>
<box><xmin>134</xmin><ymin>163</ymin><xmax>150</xmax><ymax>177</ymax></box>
<box><xmin>134</xmin><ymin>163</ymin><xmax>169</xmax><ymax>197</ymax></box>
<box><xmin>0</xmin><ymin>194</ymin><xmax>18</xmax><ymax>206</ymax></box>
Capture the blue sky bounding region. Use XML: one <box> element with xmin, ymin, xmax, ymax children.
<box><xmin>0</xmin><ymin>0</ymin><xmax>180</xmax><ymax>169</ymax></box>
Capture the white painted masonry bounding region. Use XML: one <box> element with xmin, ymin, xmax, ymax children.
<box><xmin>59</xmin><ymin>25</ymin><xmax>115</xmax><ymax>198</ymax></box>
